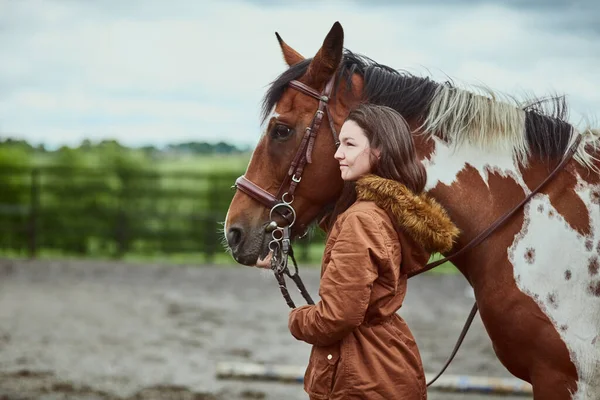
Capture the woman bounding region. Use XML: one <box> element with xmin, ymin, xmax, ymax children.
<box><xmin>288</xmin><ymin>104</ymin><xmax>460</xmax><ymax>399</ymax></box>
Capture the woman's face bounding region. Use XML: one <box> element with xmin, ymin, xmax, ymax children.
<box><xmin>334</xmin><ymin>120</ymin><xmax>379</xmax><ymax>181</ymax></box>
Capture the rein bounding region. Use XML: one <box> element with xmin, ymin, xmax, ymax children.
<box><xmin>233</xmin><ymin>74</ymin><xmax>583</xmax><ymax>386</ymax></box>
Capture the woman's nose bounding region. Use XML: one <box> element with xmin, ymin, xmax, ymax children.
<box><xmin>334</xmin><ymin>147</ymin><xmax>343</xmax><ymax>160</ymax></box>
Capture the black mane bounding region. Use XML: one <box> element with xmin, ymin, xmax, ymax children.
<box><xmin>262</xmin><ymin>49</ymin><xmax>574</xmax><ymax>161</ymax></box>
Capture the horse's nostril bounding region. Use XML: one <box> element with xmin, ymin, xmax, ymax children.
<box><xmin>227</xmin><ymin>226</ymin><xmax>243</xmax><ymax>249</ymax></box>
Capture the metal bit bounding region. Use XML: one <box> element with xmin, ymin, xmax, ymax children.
<box><xmin>265</xmin><ymin>221</ymin><xmax>278</xmax><ymax>233</ymax></box>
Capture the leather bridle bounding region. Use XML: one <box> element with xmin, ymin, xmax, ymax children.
<box><xmin>232</xmin><ymin>73</ymin><xmax>583</xmax><ymax>387</ymax></box>
<box><xmin>233</xmin><ymin>74</ymin><xmax>339</xmax><ymax>309</ymax></box>
<box><xmin>234</xmin><ymin>75</ymin><xmax>340</xmax><ymax>235</ymax></box>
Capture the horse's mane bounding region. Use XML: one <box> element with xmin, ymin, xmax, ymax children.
<box><xmin>262</xmin><ymin>49</ymin><xmax>598</xmax><ymax>168</ymax></box>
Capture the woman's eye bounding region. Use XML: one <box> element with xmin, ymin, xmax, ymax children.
<box><xmin>271</xmin><ymin>124</ymin><xmax>293</xmax><ymax>140</ymax></box>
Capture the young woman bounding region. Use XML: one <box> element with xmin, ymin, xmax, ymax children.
<box><xmin>288</xmin><ymin>104</ymin><xmax>460</xmax><ymax>399</ymax></box>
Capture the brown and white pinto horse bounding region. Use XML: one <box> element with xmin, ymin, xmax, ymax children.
<box><xmin>224</xmin><ymin>22</ymin><xmax>600</xmax><ymax>399</ymax></box>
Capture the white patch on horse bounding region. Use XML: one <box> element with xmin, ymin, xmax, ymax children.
<box><xmin>509</xmin><ymin>177</ymin><xmax>600</xmax><ymax>400</ymax></box>
<box><xmin>423</xmin><ymin>137</ymin><xmax>528</xmax><ymax>191</ymax></box>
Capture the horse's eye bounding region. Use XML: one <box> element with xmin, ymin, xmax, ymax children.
<box><xmin>271</xmin><ymin>124</ymin><xmax>293</xmax><ymax>141</ymax></box>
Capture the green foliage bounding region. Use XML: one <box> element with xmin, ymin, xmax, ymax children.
<box><xmin>0</xmin><ymin>139</ymin><xmax>252</xmax><ymax>262</ymax></box>
<box><xmin>167</xmin><ymin>141</ymin><xmax>244</xmax><ymax>154</ymax></box>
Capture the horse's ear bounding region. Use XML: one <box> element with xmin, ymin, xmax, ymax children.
<box><xmin>306</xmin><ymin>21</ymin><xmax>344</xmax><ymax>87</ymax></box>
<box><xmin>275</xmin><ymin>32</ymin><xmax>305</xmax><ymax>66</ymax></box>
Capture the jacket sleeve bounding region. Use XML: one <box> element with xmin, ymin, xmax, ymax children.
<box><xmin>288</xmin><ymin>211</ymin><xmax>388</xmax><ymax>346</ymax></box>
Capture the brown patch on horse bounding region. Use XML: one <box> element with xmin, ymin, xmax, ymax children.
<box><xmin>520</xmin><ymin>162</ymin><xmax>590</xmax><ymax>236</ymax></box>
<box><xmin>588</xmin><ymin>281</ymin><xmax>600</xmax><ymax>297</ymax></box>
<box><xmin>574</xmin><ymin>159</ymin><xmax>600</xmax><ymax>186</ymax></box>
<box><xmin>591</xmin><ymin>188</ymin><xmax>600</xmax><ymax>205</ymax></box>
<box><xmin>411</xmin><ymin>127</ymin><xmax>436</xmax><ymax>163</ymax></box>
<box><xmin>586</xmin><ymin>239</ymin><xmax>594</xmax><ymax>251</ymax></box>
<box><xmin>524</xmin><ymin>248</ymin><xmax>536</xmax><ymax>264</ymax></box>
<box><xmin>564</xmin><ymin>270</ymin><xmax>572</xmax><ymax>280</ymax></box>
<box><xmin>547</xmin><ymin>292</ymin><xmax>559</xmax><ymax>309</ymax></box>
<box><xmin>560</xmin><ymin>324</ymin><xmax>568</xmax><ymax>332</ymax></box>
<box><xmin>597</xmin><ymin>241</ymin><xmax>600</xmax><ymax>256</ymax></box>
<box><xmin>430</xmin><ymin>166</ymin><xmax>527</xmax><ymax>249</ymax></box>
<box><xmin>537</xmin><ymin>204</ymin><xmax>544</xmax><ymax>213</ymax></box>
<box><xmin>589</xmin><ymin>256</ymin><xmax>599</xmax><ymax>276</ymax></box>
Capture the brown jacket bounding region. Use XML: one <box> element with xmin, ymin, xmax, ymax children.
<box><xmin>288</xmin><ymin>174</ymin><xmax>459</xmax><ymax>400</ymax></box>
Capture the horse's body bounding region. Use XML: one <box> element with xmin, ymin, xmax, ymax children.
<box><xmin>224</xmin><ymin>23</ymin><xmax>600</xmax><ymax>399</ymax></box>
<box><xmin>426</xmin><ymin>138</ymin><xmax>600</xmax><ymax>399</ymax></box>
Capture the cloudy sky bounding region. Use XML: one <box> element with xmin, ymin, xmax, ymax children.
<box><xmin>0</xmin><ymin>0</ymin><xmax>598</xmax><ymax>149</ymax></box>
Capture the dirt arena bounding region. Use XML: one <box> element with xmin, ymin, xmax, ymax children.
<box><xmin>0</xmin><ymin>259</ymin><xmax>530</xmax><ymax>399</ymax></box>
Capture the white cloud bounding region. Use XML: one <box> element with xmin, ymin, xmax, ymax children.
<box><xmin>3</xmin><ymin>91</ymin><xmax>234</xmax><ymax>121</ymax></box>
<box><xmin>0</xmin><ymin>0</ymin><xmax>598</xmax><ymax>148</ymax></box>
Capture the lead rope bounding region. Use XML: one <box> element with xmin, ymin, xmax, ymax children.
<box><xmin>426</xmin><ymin>303</ymin><xmax>478</xmax><ymax>386</ymax></box>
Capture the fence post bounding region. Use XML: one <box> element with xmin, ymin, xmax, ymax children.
<box><xmin>28</xmin><ymin>168</ymin><xmax>40</xmax><ymax>259</ymax></box>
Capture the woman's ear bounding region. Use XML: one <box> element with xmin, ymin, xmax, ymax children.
<box><xmin>373</xmin><ymin>148</ymin><xmax>381</xmax><ymax>159</ymax></box>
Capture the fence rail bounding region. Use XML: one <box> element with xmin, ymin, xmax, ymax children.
<box><xmin>0</xmin><ymin>166</ymin><xmax>322</xmax><ymax>263</ymax></box>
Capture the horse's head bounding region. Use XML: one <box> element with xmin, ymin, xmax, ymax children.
<box><xmin>224</xmin><ymin>22</ymin><xmax>360</xmax><ymax>265</ymax></box>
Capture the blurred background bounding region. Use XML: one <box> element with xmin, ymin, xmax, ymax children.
<box><xmin>1</xmin><ymin>0</ymin><xmax>599</xmax><ymax>264</ymax></box>
<box><xmin>0</xmin><ymin>1</ymin><xmax>598</xmax><ymax>399</ymax></box>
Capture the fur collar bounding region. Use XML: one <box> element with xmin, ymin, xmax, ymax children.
<box><xmin>356</xmin><ymin>174</ymin><xmax>460</xmax><ymax>253</ymax></box>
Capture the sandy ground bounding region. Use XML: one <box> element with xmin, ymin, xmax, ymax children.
<box><xmin>0</xmin><ymin>258</ymin><xmax>530</xmax><ymax>400</ymax></box>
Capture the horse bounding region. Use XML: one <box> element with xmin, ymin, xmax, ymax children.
<box><xmin>223</xmin><ymin>22</ymin><xmax>600</xmax><ymax>399</ymax></box>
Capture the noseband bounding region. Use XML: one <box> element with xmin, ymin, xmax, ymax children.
<box><xmin>234</xmin><ymin>74</ymin><xmax>339</xmax><ymax>308</ymax></box>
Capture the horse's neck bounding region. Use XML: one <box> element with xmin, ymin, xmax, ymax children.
<box><xmin>422</xmin><ymin>135</ymin><xmax>599</xmax><ymax>284</ymax></box>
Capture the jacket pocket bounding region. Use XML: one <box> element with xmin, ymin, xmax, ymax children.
<box><xmin>304</xmin><ymin>344</ymin><xmax>340</xmax><ymax>399</ymax></box>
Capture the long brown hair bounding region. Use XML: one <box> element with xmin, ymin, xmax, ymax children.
<box><xmin>325</xmin><ymin>103</ymin><xmax>427</xmax><ymax>230</ymax></box>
